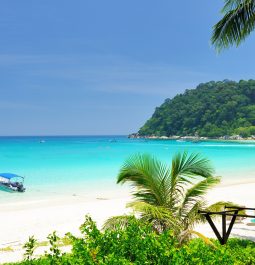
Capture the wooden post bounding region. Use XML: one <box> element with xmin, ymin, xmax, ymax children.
<box><xmin>222</xmin><ymin>213</ymin><xmax>226</xmax><ymax>245</ymax></box>
<box><xmin>205</xmin><ymin>214</ymin><xmax>222</xmax><ymax>244</ymax></box>
<box><xmin>225</xmin><ymin>210</ymin><xmax>238</xmax><ymax>243</ymax></box>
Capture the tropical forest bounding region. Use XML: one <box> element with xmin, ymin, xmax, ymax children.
<box><xmin>138</xmin><ymin>80</ymin><xmax>255</xmax><ymax>138</ymax></box>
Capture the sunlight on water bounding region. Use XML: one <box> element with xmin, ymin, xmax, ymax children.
<box><xmin>0</xmin><ymin>136</ymin><xmax>254</xmax><ymax>202</ymax></box>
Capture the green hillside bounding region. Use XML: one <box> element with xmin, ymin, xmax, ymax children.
<box><xmin>138</xmin><ymin>80</ymin><xmax>255</xmax><ymax>137</ymax></box>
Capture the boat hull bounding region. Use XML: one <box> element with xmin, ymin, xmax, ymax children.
<box><xmin>0</xmin><ymin>184</ymin><xmax>15</xmax><ymax>193</ymax></box>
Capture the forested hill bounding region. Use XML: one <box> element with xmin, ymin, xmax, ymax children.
<box><xmin>138</xmin><ymin>80</ymin><xmax>255</xmax><ymax>137</ymax></box>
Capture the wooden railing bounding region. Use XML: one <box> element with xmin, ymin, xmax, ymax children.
<box><xmin>198</xmin><ymin>206</ymin><xmax>255</xmax><ymax>245</ymax></box>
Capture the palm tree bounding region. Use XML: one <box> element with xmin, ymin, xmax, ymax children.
<box><xmin>104</xmin><ymin>151</ymin><xmax>227</xmax><ymax>242</ymax></box>
<box><xmin>212</xmin><ymin>0</ymin><xmax>255</xmax><ymax>51</ymax></box>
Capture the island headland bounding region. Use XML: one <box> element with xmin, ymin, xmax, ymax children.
<box><xmin>130</xmin><ymin>80</ymin><xmax>255</xmax><ymax>141</ymax></box>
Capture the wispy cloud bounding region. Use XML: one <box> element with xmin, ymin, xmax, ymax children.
<box><xmin>0</xmin><ymin>52</ymin><xmax>214</xmax><ymax>97</ymax></box>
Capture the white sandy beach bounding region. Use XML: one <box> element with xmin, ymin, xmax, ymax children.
<box><xmin>0</xmin><ymin>191</ymin><xmax>132</xmax><ymax>263</ymax></box>
<box><xmin>1</xmin><ymin>181</ymin><xmax>255</xmax><ymax>263</ymax></box>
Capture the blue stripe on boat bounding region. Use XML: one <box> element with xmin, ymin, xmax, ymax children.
<box><xmin>0</xmin><ymin>173</ymin><xmax>21</xmax><ymax>179</ymax></box>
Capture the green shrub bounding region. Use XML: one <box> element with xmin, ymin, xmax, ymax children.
<box><xmin>6</xmin><ymin>215</ymin><xmax>255</xmax><ymax>265</ymax></box>
<box><xmin>23</xmin><ymin>236</ymin><xmax>37</xmax><ymax>262</ymax></box>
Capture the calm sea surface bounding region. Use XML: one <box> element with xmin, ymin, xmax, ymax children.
<box><xmin>0</xmin><ymin>136</ymin><xmax>254</xmax><ymax>202</ymax></box>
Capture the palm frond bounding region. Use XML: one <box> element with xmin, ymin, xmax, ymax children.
<box><xmin>178</xmin><ymin>229</ymin><xmax>216</xmax><ymax>246</ymax></box>
<box><xmin>206</xmin><ymin>201</ymin><xmax>246</xmax><ymax>217</ymax></box>
<box><xmin>206</xmin><ymin>201</ymin><xmax>230</xmax><ymax>212</ymax></box>
<box><xmin>222</xmin><ymin>0</ymin><xmax>246</xmax><ymax>12</ymax></box>
<box><xmin>127</xmin><ymin>201</ymin><xmax>182</xmax><ymax>233</ymax></box>
<box><xmin>185</xmin><ymin>201</ymin><xmax>244</xmax><ymax>226</ymax></box>
<box><xmin>212</xmin><ymin>0</ymin><xmax>255</xmax><ymax>51</ymax></box>
<box><xmin>102</xmin><ymin>215</ymin><xmax>136</xmax><ymax>231</ymax></box>
<box><xmin>117</xmin><ymin>153</ymin><xmax>171</xmax><ymax>206</ymax></box>
<box><xmin>127</xmin><ymin>201</ymin><xmax>175</xmax><ymax>223</ymax></box>
<box><xmin>180</xmin><ymin>176</ymin><xmax>221</xmax><ymax>218</ymax></box>
<box><xmin>171</xmin><ymin>151</ymin><xmax>214</xmax><ymax>181</ymax></box>
<box><xmin>188</xmin><ymin>230</ymin><xmax>217</xmax><ymax>248</ymax></box>
<box><xmin>170</xmin><ymin>152</ymin><xmax>214</xmax><ymax>209</ymax></box>
<box><xmin>182</xmin><ymin>201</ymin><xmax>208</xmax><ymax>229</ymax></box>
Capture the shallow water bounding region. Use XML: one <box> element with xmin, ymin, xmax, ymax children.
<box><xmin>0</xmin><ymin>136</ymin><xmax>254</xmax><ymax>202</ymax></box>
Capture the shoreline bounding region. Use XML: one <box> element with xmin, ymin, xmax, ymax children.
<box><xmin>128</xmin><ymin>134</ymin><xmax>255</xmax><ymax>143</ymax></box>
<box><xmin>1</xmin><ymin>180</ymin><xmax>255</xmax><ymax>263</ymax></box>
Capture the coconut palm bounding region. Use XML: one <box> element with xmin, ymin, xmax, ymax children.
<box><xmin>212</xmin><ymin>0</ymin><xmax>255</xmax><ymax>51</ymax></box>
<box><xmin>104</xmin><ymin>151</ymin><xmax>227</xmax><ymax>242</ymax></box>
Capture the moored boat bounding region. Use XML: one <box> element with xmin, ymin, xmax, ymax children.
<box><xmin>0</xmin><ymin>173</ymin><xmax>26</xmax><ymax>192</ymax></box>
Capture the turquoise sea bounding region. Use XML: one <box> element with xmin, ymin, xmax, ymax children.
<box><xmin>0</xmin><ymin>136</ymin><xmax>254</xmax><ymax>202</ymax></box>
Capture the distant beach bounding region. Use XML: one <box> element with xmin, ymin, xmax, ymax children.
<box><xmin>0</xmin><ymin>136</ymin><xmax>255</xmax><ymax>263</ymax></box>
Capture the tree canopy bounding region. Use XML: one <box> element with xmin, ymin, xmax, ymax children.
<box><xmin>138</xmin><ymin>80</ymin><xmax>255</xmax><ymax>138</ymax></box>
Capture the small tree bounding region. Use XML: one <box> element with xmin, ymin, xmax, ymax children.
<box><xmin>105</xmin><ymin>151</ymin><xmax>228</xmax><ymax>242</ymax></box>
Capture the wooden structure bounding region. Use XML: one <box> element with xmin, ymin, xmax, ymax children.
<box><xmin>198</xmin><ymin>206</ymin><xmax>255</xmax><ymax>245</ymax></box>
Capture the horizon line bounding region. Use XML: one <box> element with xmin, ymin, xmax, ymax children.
<box><xmin>0</xmin><ymin>134</ymin><xmax>129</xmax><ymax>137</ymax></box>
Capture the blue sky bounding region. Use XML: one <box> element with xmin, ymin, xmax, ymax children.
<box><xmin>1</xmin><ymin>0</ymin><xmax>255</xmax><ymax>135</ymax></box>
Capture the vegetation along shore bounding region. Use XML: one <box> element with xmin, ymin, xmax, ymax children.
<box><xmin>132</xmin><ymin>80</ymin><xmax>255</xmax><ymax>140</ymax></box>
<box><xmin>3</xmin><ymin>152</ymin><xmax>255</xmax><ymax>264</ymax></box>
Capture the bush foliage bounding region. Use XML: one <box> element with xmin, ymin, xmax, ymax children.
<box><xmin>6</xmin><ymin>215</ymin><xmax>255</xmax><ymax>265</ymax></box>
<box><xmin>138</xmin><ymin>80</ymin><xmax>255</xmax><ymax>137</ymax></box>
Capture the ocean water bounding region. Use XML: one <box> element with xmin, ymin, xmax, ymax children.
<box><xmin>0</xmin><ymin>136</ymin><xmax>254</xmax><ymax>202</ymax></box>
